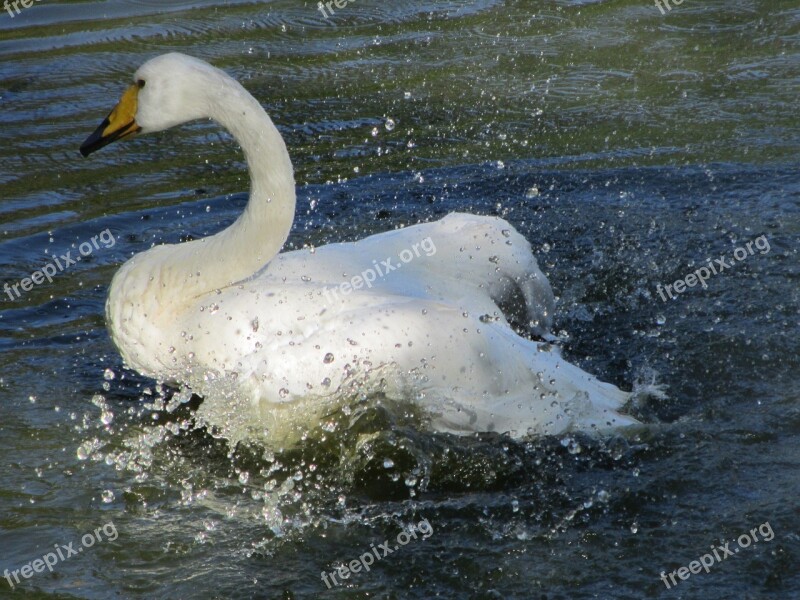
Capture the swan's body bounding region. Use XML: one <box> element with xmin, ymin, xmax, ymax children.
<box><xmin>82</xmin><ymin>53</ymin><xmax>637</xmax><ymax>444</ymax></box>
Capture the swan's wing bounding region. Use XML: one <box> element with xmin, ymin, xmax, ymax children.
<box><xmin>182</xmin><ymin>282</ymin><xmax>633</xmax><ymax>440</ymax></box>
<box><xmin>264</xmin><ymin>213</ymin><xmax>555</xmax><ymax>336</ymax></box>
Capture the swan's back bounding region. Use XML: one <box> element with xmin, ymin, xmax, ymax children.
<box><xmin>263</xmin><ymin>213</ymin><xmax>555</xmax><ymax>338</ymax></box>
<box><xmin>172</xmin><ymin>213</ymin><xmax>636</xmax><ymax>444</ymax></box>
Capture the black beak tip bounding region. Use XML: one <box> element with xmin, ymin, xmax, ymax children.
<box><xmin>79</xmin><ymin>118</ymin><xmax>111</xmax><ymax>158</ymax></box>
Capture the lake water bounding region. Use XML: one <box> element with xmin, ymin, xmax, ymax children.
<box><xmin>1</xmin><ymin>0</ymin><xmax>798</xmax><ymax>598</ymax></box>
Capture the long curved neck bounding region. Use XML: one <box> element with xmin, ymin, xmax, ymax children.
<box><xmin>130</xmin><ymin>75</ymin><xmax>296</xmax><ymax>305</ymax></box>
<box><xmin>178</xmin><ymin>78</ymin><xmax>296</xmax><ymax>296</ymax></box>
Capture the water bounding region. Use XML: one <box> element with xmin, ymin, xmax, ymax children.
<box><xmin>1</xmin><ymin>0</ymin><xmax>798</xmax><ymax>598</ymax></box>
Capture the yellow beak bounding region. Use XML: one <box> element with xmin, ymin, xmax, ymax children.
<box><xmin>80</xmin><ymin>83</ymin><xmax>142</xmax><ymax>157</ymax></box>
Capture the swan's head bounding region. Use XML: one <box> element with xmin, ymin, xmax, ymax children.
<box><xmin>80</xmin><ymin>53</ymin><xmax>226</xmax><ymax>157</ymax></box>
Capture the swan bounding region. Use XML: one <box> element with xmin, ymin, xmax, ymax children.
<box><xmin>80</xmin><ymin>53</ymin><xmax>638</xmax><ymax>444</ymax></box>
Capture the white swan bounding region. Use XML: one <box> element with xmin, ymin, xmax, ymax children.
<box><xmin>80</xmin><ymin>53</ymin><xmax>638</xmax><ymax>444</ymax></box>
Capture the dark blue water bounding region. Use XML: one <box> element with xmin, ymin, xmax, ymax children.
<box><xmin>1</xmin><ymin>1</ymin><xmax>798</xmax><ymax>598</ymax></box>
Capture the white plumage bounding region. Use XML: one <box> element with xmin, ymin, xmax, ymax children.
<box><xmin>83</xmin><ymin>53</ymin><xmax>637</xmax><ymax>445</ymax></box>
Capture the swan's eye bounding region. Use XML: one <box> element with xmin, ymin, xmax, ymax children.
<box><xmin>137</xmin><ymin>79</ymin><xmax>146</xmax><ymax>89</ymax></box>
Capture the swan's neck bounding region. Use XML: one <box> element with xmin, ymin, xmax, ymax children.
<box><xmin>107</xmin><ymin>75</ymin><xmax>295</xmax><ymax>374</ymax></box>
<box><xmin>178</xmin><ymin>78</ymin><xmax>296</xmax><ymax>293</ymax></box>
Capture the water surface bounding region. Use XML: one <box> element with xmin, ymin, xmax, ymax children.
<box><xmin>0</xmin><ymin>1</ymin><xmax>798</xmax><ymax>598</ymax></box>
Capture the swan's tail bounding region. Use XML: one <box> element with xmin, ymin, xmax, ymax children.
<box><xmin>508</xmin><ymin>339</ymin><xmax>640</xmax><ymax>436</ymax></box>
<box><xmin>427</xmin><ymin>339</ymin><xmax>639</xmax><ymax>438</ymax></box>
<box><xmin>540</xmin><ymin>352</ymin><xmax>640</xmax><ymax>433</ymax></box>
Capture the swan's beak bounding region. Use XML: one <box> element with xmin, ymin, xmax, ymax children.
<box><xmin>80</xmin><ymin>84</ymin><xmax>142</xmax><ymax>157</ymax></box>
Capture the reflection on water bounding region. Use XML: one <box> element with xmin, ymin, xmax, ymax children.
<box><xmin>0</xmin><ymin>0</ymin><xmax>798</xmax><ymax>598</ymax></box>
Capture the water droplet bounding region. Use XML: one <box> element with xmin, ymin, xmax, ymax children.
<box><xmin>385</xmin><ymin>118</ymin><xmax>396</xmax><ymax>131</ymax></box>
<box><xmin>103</xmin><ymin>368</ymin><xmax>115</xmax><ymax>381</ymax></box>
<box><xmin>526</xmin><ymin>186</ymin><xmax>540</xmax><ymax>198</ymax></box>
<box><xmin>278</xmin><ymin>388</ymin><xmax>289</xmax><ymax>398</ymax></box>
<box><xmin>101</xmin><ymin>490</ymin><xmax>115</xmax><ymax>504</ymax></box>
<box><xmin>383</xmin><ymin>458</ymin><xmax>395</xmax><ymax>469</ymax></box>
<box><xmin>656</xmin><ymin>315</ymin><xmax>666</xmax><ymax>326</ymax></box>
<box><xmin>76</xmin><ymin>439</ymin><xmax>99</xmax><ymax>461</ymax></box>
<box><xmin>323</xmin><ymin>353</ymin><xmax>335</xmax><ymax>364</ymax></box>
